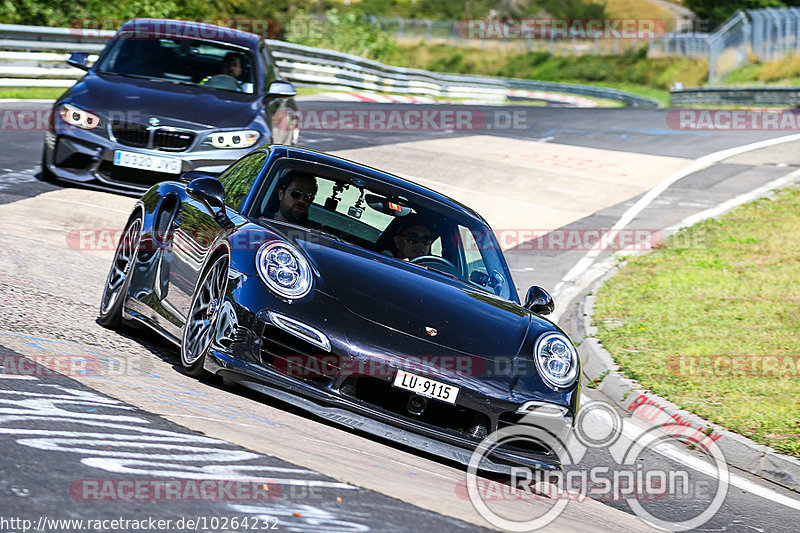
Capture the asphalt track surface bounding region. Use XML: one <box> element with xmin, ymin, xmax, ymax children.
<box><xmin>0</xmin><ymin>99</ymin><xmax>799</xmax><ymax>532</ymax></box>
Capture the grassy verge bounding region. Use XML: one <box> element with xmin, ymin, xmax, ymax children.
<box><xmin>725</xmin><ymin>54</ymin><xmax>800</xmax><ymax>85</ymax></box>
<box><xmin>593</xmin><ymin>187</ymin><xmax>800</xmax><ymax>458</ymax></box>
<box><xmin>385</xmin><ymin>44</ymin><xmax>709</xmax><ymax>91</ymax></box>
<box><xmin>0</xmin><ymin>87</ymin><xmax>65</xmax><ymax>100</ymax></box>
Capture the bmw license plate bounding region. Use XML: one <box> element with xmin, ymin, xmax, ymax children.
<box><xmin>392</xmin><ymin>369</ymin><xmax>459</xmax><ymax>404</ymax></box>
<box><xmin>114</xmin><ymin>150</ymin><xmax>182</xmax><ymax>174</ymax></box>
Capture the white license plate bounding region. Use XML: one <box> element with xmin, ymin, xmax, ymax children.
<box><xmin>392</xmin><ymin>369</ymin><xmax>459</xmax><ymax>404</ymax></box>
<box><xmin>113</xmin><ymin>150</ymin><xmax>182</xmax><ymax>174</ymax></box>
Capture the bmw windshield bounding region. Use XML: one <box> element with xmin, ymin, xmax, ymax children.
<box><xmin>95</xmin><ymin>35</ymin><xmax>256</xmax><ymax>94</ymax></box>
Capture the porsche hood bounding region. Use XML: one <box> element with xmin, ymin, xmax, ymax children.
<box><xmin>298</xmin><ymin>236</ymin><xmax>533</xmax><ymax>360</ymax></box>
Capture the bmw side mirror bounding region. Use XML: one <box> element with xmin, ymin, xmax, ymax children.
<box><xmin>67</xmin><ymin>52</ymin><xmax>90</xmax><ymax>71</ymax></box>
<box><xmin>266</xmin><ymin>80</ymin><xmax>297</xmax><ymax>98</ymax></box>
<box><xmin>186</xmin><ymin>177</ymin><xmax>234</xmax><ymax>229</ymax></box>
<box><xmin>524</xmin><ymin>286</ymin><xmax>555</xmax><ymax>315</ymax></box>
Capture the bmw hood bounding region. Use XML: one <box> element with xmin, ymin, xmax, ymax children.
<box><xmin>299</xmin><ymin>237</ymin><xmax>532</xmax><ymax>359</ymax></box>
<box><xmin>64</xmin><ymin>72</ymin><xmax>260</xmax><ymax>129</ymax></box>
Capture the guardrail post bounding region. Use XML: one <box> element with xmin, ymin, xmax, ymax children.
<box><xmin>708</xmin><ymin>39</ymin><xmax>717</xmax><ymax>86</ymax></box>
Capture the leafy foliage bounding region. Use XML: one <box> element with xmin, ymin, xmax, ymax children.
<box><xmin>684</xmin><ymin>0</ymin><xmax>800</xmax><ymax>28</ymax></box>
<box><xmin>285</xmin><ymin>9</ymin><xmax>397</xmax><ymax>62</ymax></box>
<box><xmin>0</xmin><ymin>0</ymin><xmax>214</xmax><ymax>26</ymax></box>
<box><xmin>337</xmin><ymin>0</ymin><xmax>607</xmax><ymax>19</ymax></box>
<box><xmin>0</xmin><ymin>0</ymin><xmax>320</xmax><ymax>27</ymax></box>
<box><xmin>384</xmin><ymin>42</ymin><xmax>708</xmax><ymax>90</ymax></box>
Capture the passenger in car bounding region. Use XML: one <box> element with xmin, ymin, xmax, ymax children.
<box><xmin>387</xmin><ymin>216</ymin><xmax>436</xmax><ymax>261</ymax></box>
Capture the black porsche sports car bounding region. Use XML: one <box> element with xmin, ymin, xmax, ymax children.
<box><xmin>43</xmin><ymin>18</ymin><xmax>299</xmax><ymax>195</ymax></box>
<box><xmin>99</xmin><ymin>145</ymin><xmax>581</xmax><ymax>472</ymax></box>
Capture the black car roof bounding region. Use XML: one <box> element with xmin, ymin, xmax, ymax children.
<box><xmin>279</xmin><ymin>145</ymin><xmax>488</xmax><ymax>225</ymax></box>
<box><xmin>117</xmin><ymin>18</ymin><xmax>261</xmax><ymax>50</ymax></box>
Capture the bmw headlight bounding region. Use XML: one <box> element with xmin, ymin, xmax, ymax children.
<box><xmin>209</xmin><ymin>130</ymin><xmax>259</xmax><ymax>149</ymax></box>
<box><xmin>256</xmin><ymin>241</ymin><xmax>312</xmax><ymax>299</ymax></box>
<box><xmin>534</xmin><ymin>332</ymin><xmax>579</xmax><ymax>389</ymax></box>
<box><xmin>59</xmin><ymin>103</ymin><xmax>100</xmax><ymax>130</ymax></box>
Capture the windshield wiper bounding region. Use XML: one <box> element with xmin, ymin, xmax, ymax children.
<box><xmin>308</xmin><ymin>228</ymin><xmax>346</xmax><ymax>244</ymax></box>
<box><xmin>413</xmin><ymin>263</ymin><xmax>462</xmax><ymax>283</ymax></box>
<box><xmin>97</xmin><ymin>71</ymin><xmax>195</xmax><ymax>86</ymax></box>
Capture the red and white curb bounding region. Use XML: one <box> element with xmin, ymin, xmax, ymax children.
<box><xmin>321</xmin><ymin>92</ymin><xmax>437</xmax><ymax>104</ymax></box>
<box><xmin>320</xmin><ymin>90</ymin><xmax>598</xmax><ymax>107</ymax></box>
<box><xmin>506</xmin><ymin>89</ymin><xmax>597</xmax><ymax>107</ymax></box>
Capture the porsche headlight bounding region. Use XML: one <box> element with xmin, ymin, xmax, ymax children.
<box><xmin>209</xmin><ymin>130</ymin><xmax>259</xmax><ymax>149</ymax></box>
<box><xmin>534</xmin><ymin>332</ymin><xmax>579</xmax><ymax>389</ymax></box>
<box><xmin>256</xmin><ymin>242</ymin><xmax>312</xmax><ymax>299</ymax></box>
<box><xmin>59</xmin><ymin>103</ymin><xmax>100</xmax><ymax>130</ymax></box>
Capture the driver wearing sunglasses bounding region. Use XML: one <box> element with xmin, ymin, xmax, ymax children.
<box><xmin>394</xmin><ymin>222</ymin><xmax>434</xmax><ymax>261</ymax></box>
<box><xmin>275</xmin><ymin>173</ymin><xmax>318</xmax><ymax>225</ymax></box>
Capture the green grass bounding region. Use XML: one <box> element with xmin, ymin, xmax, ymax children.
<box><xmin>593</xmin><ymin>187</ymin><xmax>800</xmax><ymax>457</ymax></box>
<box><xmin>384</xmin><ymin>43</ymin><xmax>709</xmax><ymax>95</ymax></box>
<box><xmin>0</xmin><ymin>87</ymin><xmax>66</xmax><ymax>100</ymax></box>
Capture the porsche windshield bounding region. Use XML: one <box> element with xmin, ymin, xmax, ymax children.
<box><xmin>247</xmin><ymin>160</ymin><xmax>517</xmax><ymax>301</ymax></box>
<box><xmin>95</xmin><ymin>35</ymin><xmax>256</xmax><ymax>94</ymax></box>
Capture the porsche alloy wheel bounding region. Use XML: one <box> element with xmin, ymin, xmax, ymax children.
<box><xmin>98</xmin><ymin>216</ymin><xmax>142</xmax><ymax>328</ymax></box>
<box><xmin>181</xmin><ymin>254</ymin><xmax>229</xmax><ymax>377</ymax></box>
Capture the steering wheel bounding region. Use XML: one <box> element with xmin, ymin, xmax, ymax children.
<box><xmin>201</xmin><ymin>74</ymin><xmax>241</xmax><ymax>91</ymax></box>
<box><xmin>410</xmin><ymin>255</ymin><xmax>459</xmax><ymax>276</ymax></box>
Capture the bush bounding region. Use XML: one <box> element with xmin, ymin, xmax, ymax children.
<box><xmin>285</xmin><ymin>9</ymin><xmax>397</xmax><ymax>61</ymax></box>
<box><xmin>0</xmin><ymin>0</ymin><xmax>214</xmax><ymax>27</ymax></box>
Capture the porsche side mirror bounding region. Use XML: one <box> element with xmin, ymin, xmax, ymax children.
<box><xmin>524</xmin><ymin>286</ymin><xmax>555</xmax><ymax>315</ymax></box>
<box><xmin>179</xmin><ymin>169</ymin><xmax>217</xmax><ymax>183</ymax></box>
<box><xmin>265</xmin><ymin>80</ymin><xmax>297</xmax><ymax>98</ymax></box>
<box><xmin>186</xmin><ymin>177</ymin><xmax>234</xmax><ymax>229</ymax></box>
<box><xmin>67</xmin><ymin>52</ymin><xmax>90</xmax><ymax>71</ymax></box>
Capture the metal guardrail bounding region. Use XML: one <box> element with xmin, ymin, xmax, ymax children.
<box><xmin>0</xmin><ymin>23</ymin><xmax>660</xmax><ymax>107</ymax></box>
<box><xmin>671</xmin><ymin>87</ymin><xmax>800</xmax><ymax>106</ymax></box>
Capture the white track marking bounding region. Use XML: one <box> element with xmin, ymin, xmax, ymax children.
<box><xmin>551</xmin><ymin>133</ymin><xmax>800</xmax><ymax>321</ymax></box>
<box><xmin>45</xmin><ymin>197</ymin><xmax>130</xmax><ymax>213</ymax></box>
<box><xmin>0</xmin><ymin>167</ymin><xmax>38</xmax><ymax>191</ymax></box>
<box><xmin>665</xmin><ymin>169</ymin><xmax>800</xmax><ymax>232</ymax></box>
<box><xmin>581</xmin><ymin>397</ymin><xmax>800</xmax><ymax>511</ymax></box>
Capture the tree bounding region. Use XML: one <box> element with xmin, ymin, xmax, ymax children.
<box><xmin>683</xmin><ymin>0</ymin><xmax>800</xmax><ymax>28</ymax></box>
